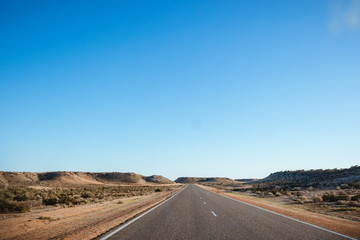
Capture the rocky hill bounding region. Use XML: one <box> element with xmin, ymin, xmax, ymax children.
<box><xmin>257</xmin><ymin>166</ymin><xmax>360</xmax><ymax>188</ymax></box>
<box><xmin>0</xmin><ymin>171</ymin><xmax>174</xmax><ymax>188</ymax></box>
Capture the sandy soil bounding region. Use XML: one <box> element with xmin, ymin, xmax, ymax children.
<box><xmin>0</xmin><ymin>188</ymin><xmax>180</xmax><ymax>240</ymax></box>
<box><xmin>198</xmin><ymin>185</ymin><xmax>360</xmax><ymax>239</ymax></box>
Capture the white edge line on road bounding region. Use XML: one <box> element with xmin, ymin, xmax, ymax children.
<box><xmin>211</xmin><ymin>210</ymin><xmax>217</xmax><ymax>217</ymax></box>
<box><xmin>99</xmin><ymin>185</ymin><xmax>188</xmax><ymax>240</ymax></box>
<box><xmin>198</xmin><ymin>185</ymin><xmax>355</xmax><ymax>240</ymax></box>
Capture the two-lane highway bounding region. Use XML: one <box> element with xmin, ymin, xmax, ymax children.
<box><xmin>100</xmin><ymin>185</ymin><xmax>353</xmax><ymax>240</ymax></box>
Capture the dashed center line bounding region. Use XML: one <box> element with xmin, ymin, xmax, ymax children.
<box><xmin>203</xmin><ymin>202</ymin><xmax>206</xmax><ymax>204</ymax></box>
<box><xmin>199</xmin><ymin>197</ymin><xmax>202</xmax><ymax>199</ymax></box>
<box><xmin>211</xmin><ymin>211</ymin><xmax>217</xmax><ymax>217</ymax></box>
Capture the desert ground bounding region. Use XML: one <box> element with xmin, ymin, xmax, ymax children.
<box><xmin>1</xmin><ymin>167</ymin><xmax>359</xmax><ymax>239</ymax></box>
<box><xmin>0</xmin><ymin>171</ymin><xmax>181</xmax><ymax>240</ymax></box>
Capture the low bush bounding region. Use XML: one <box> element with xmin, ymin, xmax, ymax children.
<box><xmin>336</xmin><ymin>200</ymin><xmax>348</xmax><ymax>206</ymax></box>
<box><xmin>347</xmin><ymin>201</ymin><xmax>360</xmax><ymax>207</ymax></box>
<box><xmin>155</xmin><ymin>188</ymin><xmax>163</xmax><ymax>192</ymax></box>
<box><xmin>38</xmin><ymin>216</ymin><xmax>57</xmax><ymax>221</ymax></box>
<box><xmin>0</xmin><ymin>199</ymin><xmax>30</xmax><ymax>213</ymax></box>
<box><xmin>312</xmin><ymin>196</ymin><xmax>323</xmax><ymax>202</ymax></box>
<box><xmin>351</xmin><ymin>194</ymin><xmax>360</xmax><ymax>201</ymax></box>
<box><xmin>81</xmin><ymin>192</ymin><xmax>95</xmax><ymax>198</ymax></box>
<box><xmin>295</xmin><ymin>191</ymin><xmax>302</xmax><ymax>197</ymax></box>
<box><xmin>274</xmin><ymin>192</ymin><xmax>282</xmax><ymax>197</ymax></box>
<box><xmin>43</xmin><ymin>197</ymin><xmax>58</xmax><ymax>206</ymax></box>
<box><xmin>0</xmin><ymin>191</ymin><xmax>15</xmax><ymax>200</ymax></box>
<box><xmin>322</xmin><ymin>193</ymin><xmax>351</xmax><ymax>202</ymax></box>
<box><xmin>352</xmin><ymin>181</ymin><xmax>360</xmax><ymax>189</ymax></box>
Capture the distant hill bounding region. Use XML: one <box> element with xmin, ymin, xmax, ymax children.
<box><xmin>0</xmin><ymin>171</ymin><xmax>174</xmax><ymax>188</ymax></box>
<box><xmin>235</xmin><ymin>179</ymin><xmax>258</xmax><ymax>182</ymax></box>
<box><xmin>175</xmin><ymin>177</ymin><xmax>240</xmax><ymax>185</ymax></box>
<box><xmin>257</xmin><ymin>166</ymin><xmax>360</xmax><ymax>188</ymax></box>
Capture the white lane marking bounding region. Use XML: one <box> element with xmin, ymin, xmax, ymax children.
<box><xmin>196</xmin><ymin>185</ymin><xmax>355</xmax><ymax>240</ymax></box>
<box><xmin>211</xmin><ymin>211</ymin><xmax>217</xmax><ymax>217</ymax></box>
<box><xmin>203</xmin><ymin>201</ymin><xmax>206</xmax><ymax>204</ymax></box>
<box><xmin>99</xmin><ymin>185</ymin><xmax>188</xmax><ymax>240</ymax></box>
<box><xmin>199</xmin><ymin>197</ymin><xmax>202</xmax><ymax>199</ymax></box>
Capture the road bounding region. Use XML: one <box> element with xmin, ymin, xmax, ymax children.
<box><xmin>100</xmin><ymin>184</ymin><xmax>353</xmax><ymax>240</ymax></box>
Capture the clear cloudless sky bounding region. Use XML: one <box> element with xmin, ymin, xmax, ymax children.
<box><xmin>1</xmin><ymin>0</ymin><xmax>359</xmax><ymax>180</ymax></box>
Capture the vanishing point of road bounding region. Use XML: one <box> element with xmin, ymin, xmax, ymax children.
<box><xmin>99</xmin><ymin>184</ymin><xmax>353</xmax><ymax>240</ymax></box>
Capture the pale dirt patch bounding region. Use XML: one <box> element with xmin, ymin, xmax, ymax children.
<box><xmin>0</xmin><ymin>188</ymin><xmax>181</xmax><ymax>240</ymax></box>
<box><xmin>198</xmin><ymin>184</ymin><xmax>360</xmax><ymax>239</ymax></box>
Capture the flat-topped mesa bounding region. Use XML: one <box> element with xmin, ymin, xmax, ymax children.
<box><xmin>235</xmin><ymin>179</ymin><xmax>258</xmax><ymax>183</ymax></box>
<box><xmin>144</xmin><ymin>175</ymin><xmax>174</xmax><ymax>184</ymax></box>
<box><xmin>0</xmin><ymin>171</ymin><xmax>174</xmax><ymax>188</ymax></box>
<box><xmin>175</xmin><ymin>177</ymin><xmax>240</xmax><ymax>185</ymax></box>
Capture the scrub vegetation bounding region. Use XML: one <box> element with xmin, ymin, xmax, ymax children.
<box><xmin>187</xmin><ymin>166</ymin><xmax>360</xmax><ymax>222</ymax></box>
<box><xmin>0</xmin><ymin>185</ymin><xmax>174</xmax><ymax>213</ymax></box>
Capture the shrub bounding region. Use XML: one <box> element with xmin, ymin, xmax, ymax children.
<box><xmin>58</xmin><ymin>194</ymin><xmax>73</xmax><ymax>205</ymax></box>
<box><xmin>322</xmin><ymin>193</ymin><xmax>350</xmax><ymax>202</ymax></box>
<box><xmin>270</xmin><ymin>189</ymin><xmax>277</xmax><ymax>195</ymax></box>
<box><xmin>300</xmin><ymin>196</ymin><xmax>309</xmax><ymax>202</ymax></box>
<box><xmin>352</xmin><ymin>181</ymin><xmax>360</xmax><ymax>189</ymax></box>
<box><xmin>2</xmin><ymin>191</ymin><xmax>15</xmax><ymax>200</ymax></box>
<box><xmin>155</xmin><ymin>188</ymin><xmax>163</xmax><ymax>192</ymax></box>
<box><xmin>13</xmin><ymin>192</ymin><xmax>33</xmax><ymax>201</ymax></box>
<box><xmin>232</xmin><ymin>188</ymin><xmax>242</xmax><ymax>192</ymax></box>
<box><xmin>43</xmin><ymin>198</ymin><xmax>58</xmax><ymax>205</ymax></box>
<box><xmin>294</xmin><ymin>199</ymin><xmax>304</xmax><ymax>204</ymax></box>
<box><xmin>312</xmin><ymin>196</ymin><xmax>323</xmax><ymax>202</ymax></box>
<box><xmin>275</xmin><ymin>192</ymin><xmax>282</xmax><ymax>197</ymax></box>
<box><xmin>347</xmin><ymin>201</ymin><xmax>360</xmax><ymax>207</ymax></box>
<box><xmin>81</xmin><ymin>192</ymin><xmax>95</xmax><ymax>198</ymax></box>
<box><xmin>267</xmin><ymin>192</ymin><xmax>274</xmax><ymax>197</ymax></box>
<box><xmin>336</xmin><ymin>200</ymin><xmax>348</xmax><ymax>205</ymax></box>
<box><xmin>0</xmin><ymin>199</ymin><xmax>30</xmax><ymax>213</ymax></box>
<box><xmin>351</xmin><ymin>194</ymin><xmax>360</xmax><ymax>201</ymax></box>
<box><xmin>38</xmin><ymin>216</ymin><xmax>56</xmax><ymax>221</ymax></box>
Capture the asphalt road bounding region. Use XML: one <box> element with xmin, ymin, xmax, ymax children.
<box><xmin>101</xmin><ymin>184</ymin><xmax>353</xmax><ymax>240</ymax></box>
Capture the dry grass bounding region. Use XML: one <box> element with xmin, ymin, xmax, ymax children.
<box><xmin>0</xmin><ymin>185</ymin><xmax>182</xmax><ymax>240</ymax></box>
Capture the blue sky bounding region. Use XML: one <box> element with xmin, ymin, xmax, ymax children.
<box><xmin>1</xmin><ymin>0</ymin><xmax>359</xmax><ymax>180</ymax></box>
